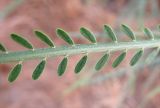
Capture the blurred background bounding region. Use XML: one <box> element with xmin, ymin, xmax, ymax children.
<box><xmin>0</xmin><ymin>0</ymin><xmax>160</xmax><ymax>108</ymax></box>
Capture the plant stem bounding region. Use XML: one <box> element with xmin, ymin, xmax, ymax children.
<box><xmin>0</xmin><ymin>39</ymin><xmax>160</xmax><ymax>63</ymax></box>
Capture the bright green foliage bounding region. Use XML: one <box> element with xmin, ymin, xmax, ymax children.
<box><xmin>56</xmin><ymin>29</ymin><xmax>74</xmax><ymax>45</ymax></box>
<box><xmin>121</xmin><ymin>24</ymin><xmax>136</xmax><ymax>41</ymax></box>
<box><xmin>0</xmin><ymin>24</ymin><xmax>159</xmax><ymax>82</ymax></box>
<box><xmin>11</xmin><ymin>33</ymin><xmax>33</xmax><ymax>49</ymax></box>
<box><xmin>130</xmin><ymin>49</ymin><xmax>143</xmax><ymax>66</ymax></box>
<box><xmin>0</xmin><ymin>43</ymin><xmax>6</xmax><ymax>52</ymax></box>
<box><xmin>80</xmin><ymin>27</ymin><xmax>97</xmax><ymax>43</ymax></box>
<box><xmin>75</xmin><ymin>55</ymin><xmax>87</xmax><ymax>73</ymax></box>
<box><xmin>144</xmin><ymin>28</ymin><xmax>154</xmax><ymax>40</ymax></box>
<box><xmin>95</xmin><ymin>53</ymin><xmax>109</xmax><ymax>70</ymax></box>
<box><xmin>32</xmin><ymin>60</ymin><xmax>46</xmax><ymax>80</ymax></box>
<box><xmin>8</xmin><ymin>63</ymin><xmax>22</xmax><ymax>82</ymax></box>
<box><xmin>112</xmin><ymin>51</ymin><xmax>126</xmax><ymax>68</ymax></box>
<box><xmin>58</xmin><ymin>57</ymin><xmax>68</xmax><ymax>76</ymax></box>
<box><xmin>104</xmin><ymin>25</ymin><xmax>117</xmax><ymax>42</ymax></box>
<box><xmin>34</xmin><ymin>30</ymin><xmax>55</xmax><ymax>47</ymax></box>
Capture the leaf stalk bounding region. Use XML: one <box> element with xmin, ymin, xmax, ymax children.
<box><xmin>0</xmin><ymin>39</ymin><xmax>160</xmax><ymax>63</ymax></box>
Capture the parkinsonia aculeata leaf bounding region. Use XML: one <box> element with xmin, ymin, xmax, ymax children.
<box><xmin>75</xmin><ymin>55</ymin><xmax>88</xmax><ymax>73</ymax></box>
<box><xmin>56</xmin><ymin>29</ymin><xmax>74</xmax><ymax>45</ymax></box>
<box><xmin>130</xmin><ymin>49</ymin><xmax>143</xmax><ymax>66</ymax></box>
<box><xmin>8</xmin><ymin>63</ymin><xmax>22</xmax><ymax>83</ymax></box>
<box><xmin>11</xmin><ymin>33</ymin><xmax>33</xmax><ymax>49</ymax></box>
<box><xmin>121</xmin><ymin>24</ymin><xmax>136</xmax><ymax>41</ymax></box>
<box><xmin>34</xmin><ymin>30</ymin><xmax>55</xmax><ymax>47</ymax></box>
<box><xmin>144</xmin><ymin>28</ymin><xmax>154</xmax><ymax>40</ymax></box>
<box><xmin>32</xmin><ymin>60</ymin><xmax>46</xmax><ymax>80</ymax></box>
<box><xmin>80</xmin><ymin>27</ymin><xmax>97</xmax><ymax>43</ymax></box>
<box><xmin>112</xmin><ymin>51</ymin><xmax>126</xmax><ymax>68</ymax></box>
<box><xmin>95</xmin><ymin>53</ymin><xmax>109</xmax><ymax>71</ymax></box>
<box><xmin>104</xmin><ymin>25</ymin><xmax>117</xmax><ymax>42</ymax></box>
<box><xmin>58</xmin><ymin>57</ymin><xmax>68</xmax><ymax>76</ymax></box>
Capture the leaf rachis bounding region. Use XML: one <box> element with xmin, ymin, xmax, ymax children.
<box><xmin>0</xmin><ymin>24</ymin><xmax>159</xmax><ymax>82</ymax></box>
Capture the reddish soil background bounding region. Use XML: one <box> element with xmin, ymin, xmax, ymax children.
<box><xmin>0</xmin><ymin>0</ymin><xmax>160</xmax><ymax>108</ymax></box>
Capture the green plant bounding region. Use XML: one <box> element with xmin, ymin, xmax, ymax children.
<box><xmin>0</xmin><ymin>24</ymin><xmax>160</xmax><ymax>83</ymax></box>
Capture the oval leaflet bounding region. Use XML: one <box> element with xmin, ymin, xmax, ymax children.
<box><xmin>58</xmin><ymin>57</ymin><xmax>68</xmax><ymax>76</ymax></box>
<box><xmin>121</xmin><ymin>24</ymin><xmax>136</xmax><ymax>41</ymax></box>
<box><xmin>80</xmin><ymin>27</ymin><xmax>97</xmax><ymax>43</ymax></box>
<box><xmin>95</xmin><ymin>53</ymin><xmax>109</xmax><ymax>71</ymax></box>
<box><xmin>34</xmin><ymin>30</ymin><xmax>55</xmax><ymax>47</ymax></box>
<box><xmin>130</xmin><ymin>49</ymin><xmax>143</xmax><ymax>66</ymax></box>
<box><xmin>104</xmin><ymin>25</ymin><xmax>117</xmax><ymax>42</ymax></box>
<box><xmin>112</xmin><ymin>52</ymin><xmax>126</xmax><ymax>68</ymax></box>
<box><xmin>32</xmin><ymin>60</ymin><xmax>46</xmax><ymax>80</ymax></box>
<box><xmin>75</xmin><ymin>55</ymin><xmax>88</xmax><ymax>73</ymax></box>
<box><xmin>11</xmin><ymin>33</ymin><xmax>33</xmax><ymax>49</ymax></box>
<box><xmin>56</xmin><ymin>29</ymin><xmax>74</xmax><ymax>45</ymax></box>
<box><xmin>8</xmin><ymin>63</ymin><xmax>22</xmax><ymax>83</ymax></box>
<box><xmin>144</xmin><ymin>28</ymin><xmax>154</xmax><ymax>40</ymax></box>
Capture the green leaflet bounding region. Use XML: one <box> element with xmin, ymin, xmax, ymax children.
<box><xmin>11</xmin><ymin>34</ymin><xmax>33</xmax><ymax>49</ymax></box>
<box><xmin>32</xmin><ymin>60</ymin><xmax>46</xmax><ymax>80</ymax></box>
<box><xmin>95</xmin><ymin>53</ymin><xmax>109</xmax><ymax>71</ymax></box>
<box><xmin>8</xmin><ymin>63</ymin><xmax>22</xmax><ymax>83</ymax></box>
<box><xmin>58</xmin><ymin>57</ymin><xmax>68</xmax><ymax>76</ymax></box>
<box><xmin>145</xmin><ymin>48</ymin><xmax>159</xmax><ymax>64</ymax></box>
<box><xmin>144</xmin><ymin>28</ymin><xmax>154</xmax><ymax>40</ymax></box>
<box><xmin>121</xmin><ymin>24</ymin><xmax>136</xmax><ymax>41</ymax></box>
<box><xmin>0</xmin><ymin>43</ymin><xmax>6</xmax><ymax>52</ymax></box>
<box><xmin>80</xmin><ymin>27</ymin><xmax>97</xmax><ymax>43</ymax></box>
<box><xmin>112</xmin><ymin>52</ymin><xmax>126</xmax><ymax>68</ymax></box>
<box><xmin>104</xmin><ymin>25</ymin><xmax>117</xmax><ymax>42</ymax></box>
<box><xmin>34</xmin><ymin>30</ymin><xmax>55</xmax><ymax>47</ymax></box>
<box><xmin>130</xmin><ymin>49</ymin><xmax>143</xmax><ymax>66</ymax></box>
<box><xmin>56</xmin><ymin>29</ymin><xmax>74</xmax><ymax>45</ymax></box>
<box><xmin>75</xmin><ymin>55</ymin><xmax>88</xmax><ymax>74</ymax></box>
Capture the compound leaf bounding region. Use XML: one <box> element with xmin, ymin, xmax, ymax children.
<box><xmin>95</xmin><ymin>53</ymin><xmax>109</xmax><ymax>71</ymax></box>
<box><xmin>34</xmin><ymin>30</ymin><xmax>54</xmax><ymax>47</ymax></box>
<box><xmin>56</xmin><ymin>29</ymin><xmax>74</xmax><ymax>45</ymax></box>
<box><xmin>75</xmin><ymin>55</ymin><xmax>87</xmax><ymax>74</ymax></box>
<box><xmin>121</xmin><ymin>24</ymin><xmax>136</xmax><ymax>41</ymax></box>
<box><xmin>58</xmin><ymin>57</ymin><xmax>68</xmax><ymax>76</ymax></box>
<box><xmin>112</xmin><ymin>51</ymin><xmax>126</xmax><ymax>68</ymax></box>
<box><xmin>32</xmin><ymin>60</ymin><xmax>46</xmax><ymax>80</ymax></box>
<box><xmin>144</xmin><ymin>28</ymin><xmax>154</xmax><ymax>40</ymax></box>
<box><xmin>0</xmin><ymin>43</ymin><xmax>6</xmax><ymax>52</ymax></box>
<box><xmin>11</xmin><ymin>33</ymin><xmax>33</xmax><ymax>49</ymax></box>
<box><xmin>104</xmin><ymin>25</ymin><xmax>117</xmax><ymax>42</ymax></box>
<box><xmin>130</xmin><ymin>49</ymin><xmax>143</xmax><ymax>66</ymax></box>
<box><xmin>8</xmin><ymin>63</ymin><xmax>22</xmax><ymax>83</ymax></box>
<box><xmin>80</xmin><ymin>27</ymin><xmax>97</xmax><ymax>43</ymax></box>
